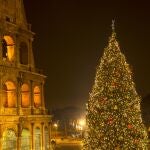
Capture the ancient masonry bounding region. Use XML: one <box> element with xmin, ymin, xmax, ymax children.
<box><xmin>0</xmin><ymin>0</ymin><xmax>52</xmax><ymax>149</ymax></box>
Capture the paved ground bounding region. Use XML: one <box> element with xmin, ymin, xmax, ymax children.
<box><xmin>51</xmin><ymin>138</ymin><xmax>83</xmax><ymax>150</ymax></box>
<box><xmin>55</xmin><ymin>143</ymin><xmax>82</xmax><ymax>150</ymax></box>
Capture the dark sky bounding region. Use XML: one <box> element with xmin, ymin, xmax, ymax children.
<box><xmin>23</xmin><ymin>0</ymin><xmax>150</xmax><ymax>110</ymax></box>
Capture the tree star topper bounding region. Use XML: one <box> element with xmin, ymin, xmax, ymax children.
<box><xmin>112</xmin><ymin>19</ymin><xmax>115</xmax><ymax>32</ymax></box>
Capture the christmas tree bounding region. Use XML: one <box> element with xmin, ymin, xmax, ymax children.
<box><xmin>83</xmin><ymin>22</ymin><xmax>148</xmax><ymax>150</ymax></box>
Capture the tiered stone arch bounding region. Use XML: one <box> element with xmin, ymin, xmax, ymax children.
<box><xmin>19</xmin><ymin>42</ymin><xmax>28</xmax><ymax>65</ymax></box>
<box><xmin>21</xmin><ymin>83</ymin><xmax>30</xmax><ymax>108</ymax></box>
<box><xmin>3</xmin><ymin>80</ymin><xmax>16</xmax><ymax>107</ymax></box>
<box><xmin>2</xmin><ymin>129</ymin><xmax>17</xmax><ymax>149</ymax></box>
<box><xmin>2</xmin><ymin>35</ymin><xmax>15</xmax><ymax>61</ymax></box>
<box><xmin>0</xmin><ymin>0</ymin><xmax>52</xmax><ymax>150</ymax></box>
<box><xmin>33</xmin><ymin>85</ymin><xmax>41</xmax><ymax>108</ymax></box>
<box><xmin>21</xmin><ymin>128</ymin><xmax>31</xmax><ymax>149</ymax></box>
<box><xmin>34</xmin><ymin>126</ymin><xmax>41</xmax><ymax>150</ymax></box>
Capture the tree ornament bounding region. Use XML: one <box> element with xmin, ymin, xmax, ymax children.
<box><xmin>114</xmin><ymin>105</ymin><xmax>118</xmax><ymax>110</ymax></box>
<box><xmin>107</xmin><ymin>117</ymin><xmax>113</xmax><ymax>125</ymax></box>
<box><xmin>123</xmin><ymin>113</ymin><xmax>127</xmax><ymax>117</ymax></box>
<box><xmin>111</xmin><ymin>82</ymin><xmax>117</xmax><ymax>88</ymax></box>
<box><xmin>134</xmin><ymin>139</ymin><xmax>139</xmax><ymax>144</ymax></box>
<box><xmin>100</xmin><ymin>97</ymin><xmax>107</xmax><ymax>104</ymax></box>
<box><xmin>118</xmin><ymin>136</ymin><xmax>123</xmax><ymax>140</ymax></box>
<box><xmin>127</xmin><ymin>124</ymin><xmax>132</xmax><ymax>129</ymax></box>
<box><xmin>115</xmin><ymin>145</ymin><xmax>120</xmax><ymax>150</ymax></box>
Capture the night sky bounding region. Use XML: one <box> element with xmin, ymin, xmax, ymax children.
<box><xmin>24</xmin><ymin>0</ymin><xmax>150</xmax><ymax>110</ymax></box>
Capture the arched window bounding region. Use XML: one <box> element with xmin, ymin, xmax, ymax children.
<box><xmin>20</xmin><ymin>42</ymin><xmax>28</xmax><ymax>65</ymax></box>
<box><xmin>34</xmin><ymin>127</ymin><xmax>41</xmax><ymax>150</ymax></box>
<box><xmin>2</xmin><ymin>84</ymin><xmax>7</xmax><ymax>107</ymax></box>
<box><xmin>3</xmin><ymin>81</ymin><xmax>16</xmax><ymax>108</ymax></box>
<box><xmin>21</xmin><ymin>84</ymin><xmax>30</xmax><ymax>107</ymax></box>
<box><xmin>34</xmin><ymin>86</ymin><xmax>41</xmax><ymax>108</ymax></box>
<box><xmin>2</xmin><ymin>129</ymin><xmax>17</xmax><ymax>149</ymax></box>
<box><xmin>2</xmin><ymin>36</ymin><xmax>15</xmax><ymax>61</ymax></box>
<box><xmin>21</xmin><ymin>129</ymin><xmax>31</xmax><ymax>149</ymax></box>
<box><xmin>2</xmin><ymin>39</ymin><xmax>7</xmax><ymax>58</ymax></box>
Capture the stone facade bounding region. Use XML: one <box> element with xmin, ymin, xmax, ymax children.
<box><xmin>0</xmin><ymin>0</ymin><xmax>52</xmax><ymax>149</ymax></box>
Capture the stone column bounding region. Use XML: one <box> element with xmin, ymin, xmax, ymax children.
<box><xmin>48</xmin><ymin>122</ymin><xmax>52</xmax><ymax>150</ymax></box>
<box><xmin>31</xmin><ymin>122</ymin><xmax>34</xmax><ymax>150</ymax></box>
<box><xmin>0</xmin><ymin>124</ymin><xmax>2</xmax><ymax>150</ymax></box>
<box><xmin>17</xmin><ymin>73</ymin><xmax>23</xmax><ymax>115</ymax></box>
<box><xmin>41</xmin><ymin>82</ymin><xmax>45</xmax><ymax>114</ymax></box>
<box><xmin>0</xmin><ymin>29</ymin><xmax>3</xmax><ymax>60</ymax></box>
<box><xmin>28</xmin><ymin>38</ymin><xmax>35</xmax><ymax>69</ymax></box>
<box><xmin>41</xmin><ymin>122</ymin><xmax>44</xmax><ymax>150</ymax></box>
<box><xmin>0</xmin><ymin>72</ymin><xmax>5</xmax><ymax>114</ymax></box>
<box><xmin>14</xmin><ymin>34</ymin><xmax>19</xmax><ymax>65</ymax></box>
<box><xmin>0</xmin><ymin>73</ymin><xmax>3</xmax><ymax>114</ymax></box>
<box><xmin>30</xmin><ymin>80</ymin><xmax>34</xmax><ymax>115</ymax></box>
<box><xmin>17</xmin><ymin>123</ymin><xmax>21</xmax><ymax>150</ymax></box>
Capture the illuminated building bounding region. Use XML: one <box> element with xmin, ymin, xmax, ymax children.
<box><xmin>0</xmin><ymin>0</ymin><xmax>51</xmax><ymax>149</ymax></box>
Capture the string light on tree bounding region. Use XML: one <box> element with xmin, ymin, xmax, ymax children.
<box><xmin>82</xmin><ymin>21</ymin><xmax>148</xmax><ymax>150</ymax></box>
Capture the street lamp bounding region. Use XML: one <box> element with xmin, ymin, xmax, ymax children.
<box><xmin>79</xmin><ymin>119</ymin><xmax>86</xmax><ymax>128</ymax></box>
<box><xmin>53</xmin><ymin>123</ymin><xmax>58</xmax><ymax>128</ymax></box>
<box><xmin>78</xmin><ymin>119</ymin><xmax>86</xmax><ymax>138</ymax></box>
<box><xmin>53</xmin><ymin>123</ymin><xmax>58</xmax><ymax>138</ymax></box>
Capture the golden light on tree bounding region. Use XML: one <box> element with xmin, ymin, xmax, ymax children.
<box><xmin>3</xmin><ymin>81</ymin><xmax>16</xmax><ymax>108</ymax></box>
<box><xmin>83</xmin><ymin>25</ymin><xmax>148</xmax><ymax>149</ymax></box>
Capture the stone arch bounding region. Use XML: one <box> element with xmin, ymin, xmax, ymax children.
<box><xmin>34</xmin><ymin>86</ymin><xmax>41</xmax><ymax>108</ymax></box>
<box><xmin>21</xmin><ymin>83</ymin><xmax>30</xmax><ymax>107</ymax></box>
<box><xmin>21</xmin><ymin>128</ymin><xmax>31</xmax><ymax>149</ymax></box>
<box><xmin>19</xmin><ymin>42</ymin><xmax>28</xmax><ymax>65</ymax></box>
<box><xmin>2</xmin><ymin>129</ymin><xmax>17</xmax><ymax>149</ymax></box>
<box><xmin>2</xmin><ymin>84</ymin><xmax>7</xmax><ymax>107</ymax></box>
<box><xmin>3</xmin><ymin>81</ymin><xmax>16</xmax><ymax>107</ymax></box>
<box><xmin>2</xmin><ymin>39</ymin><xmax>7</xmax><ymax>58</ymax></box>
<box><xmin>34</xmin><ymin>127</ymin><xmax>41</xmax><ymax>150</ymax></box>
<box><xmin>2</xmin><ymin>36</ymin><xmax>15</xmax><ymax>61</ymax></box>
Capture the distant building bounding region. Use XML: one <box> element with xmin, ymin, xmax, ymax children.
<box><xmin>0</xmin><ymin>0</ymin><xmax>51</xmax><ymax>149</ymax></box>
<box><xmin>52</xmin><ymin>107</ymin><xmax>85</xmax><ymax>137</ymax></box>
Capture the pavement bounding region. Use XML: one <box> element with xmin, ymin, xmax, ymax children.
<box><xmin>56</xmin><ymin>138</ymin><xmax>82</xmax><ymax>145</ymax></box>
<box><xmin>50</xmin><ymin>138</ymin><xmax>83</xmax><ymax>150</ymax></box>
<box><xmin>55</xmin><ymin>144</ymin><xmax>82</xmax><ymax>150</ymax></box>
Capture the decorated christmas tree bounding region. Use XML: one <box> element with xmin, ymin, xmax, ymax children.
<box><xmin>83</xmin><ymin>22</ymin><xmax>148</xmax><ymax>150</ymax></box>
